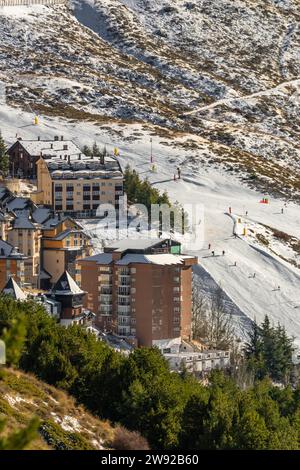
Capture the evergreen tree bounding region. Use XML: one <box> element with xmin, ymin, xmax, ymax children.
<box><xmin>82</xmin><ymin>145</ymin><xmax>92</xmax><ymax>156</ymax></box>
<box><xmin>0</xmin><ymin>132</ymin><xmax>9</xmax><ymax>177</ymax></box>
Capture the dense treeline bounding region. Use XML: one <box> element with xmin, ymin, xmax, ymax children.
<box><xmin>245</xmin><ymin>316</ymin><xmax>294</xmax><ymax>383</ymax></box>
<box><xmin>124</xmin><ymin>164</ymin><xmax>171</xmax><ymax>210</ymax></box>
<box><xmin>124</xmin><ymin>165</ymin><xmax>188</xmax><ymax>234</ymax></box>
<box><xmin>1</xmin><ymin>297</ymin><xmax>300</xmax><ymax>450</ymax></box>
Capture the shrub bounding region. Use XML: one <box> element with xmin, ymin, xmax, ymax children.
<box><xmin>112</xmin><ymin>427</ymin><xmax>150</xmax><ymax>450</ymax></box>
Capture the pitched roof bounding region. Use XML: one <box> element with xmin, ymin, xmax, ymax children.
<box><xmin>52</xmin><ymin>271</ymin><xmax>85</xmax><ymax>296</ymax></box>
<box><xmin>51</xmin><ymin>229</ymin><xmax>90</xmax><ymax>241</ymax></box>
<box><xmin>13</xmin><ymin>215</ymin><xmax>37</xmax><ymax>230</ymax></box>
<box><xmin>13</xmin><ymin>139</ymin><xmax>83</xmax><ymax>158</ymax></box>
<box><xmin>81</xmin><ymin>253</ymin><xmax>113</xmax><ymax>265</ymax></box>
<box><xmin>0</xmin><ymin>239</ymin><xmax>25</xmax><ymax>259</ymax></box>
<box><xmin>6</xmin><ymin>197</ymin><xmax>33</xmax><ymax>212</ymax></box>
<box><xmin>32</xmin><ymin>207</ymin><xmax>52</xmax><ymax>224</ymax></box>
<box><xmin>2</xmin><ymin>277</ymin><xmax>27</xmax><ymax>301</ymax></box>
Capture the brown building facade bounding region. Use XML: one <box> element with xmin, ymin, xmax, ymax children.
<box><xmin>77</xmin><ymin>239</ymin><xmax>197</xmax><ymax>347</ymax></box>
<box><xmin>8</xmin><ymin>137</ymin><xmax>83</xmax><ymax>179</ymax></box>
<box><xmin>0</xmin><ymin>239</ymin><xmax>26</xmax><ymax>291</ymax></box>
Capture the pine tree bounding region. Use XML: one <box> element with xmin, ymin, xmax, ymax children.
<box><xmin>82</xmin><ymin>145</ymin><xmax>92</xmax><ymax>156</ymax></box>
<box><xmin>0</xmin><ymin>132</ymin><xmax>9</xmax><ymax>177</ymax></box>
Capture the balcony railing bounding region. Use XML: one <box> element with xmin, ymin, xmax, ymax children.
<box><xmin>118</xmin><ymin>305</ymin><xmax>131</xmax><ymax>315</ymax></box>
<box><xmin>100</xmin><ymin>306</ymin><xmax>112</xmax><ymax>314</ymax></box>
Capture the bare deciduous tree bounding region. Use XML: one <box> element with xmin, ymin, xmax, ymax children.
<box><xmin>192</xmin><ymin>283</ymin><xmax>234</xmax><ymax>350</ymax></box>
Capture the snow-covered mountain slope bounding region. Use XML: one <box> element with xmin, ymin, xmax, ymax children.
<box><xmin>0</xmin><ymin>3</ymin><xmax>300</xmax><ymax>341</ymax></box>
<box><xmin>0</xmin><ymin>2</ymin><xmax>300</xmax><ymax>199</ymax></box>
<box><xmin>1</xmin><ymin>97</ymin><xmax>300</xmax><ymax>342</ymax></box>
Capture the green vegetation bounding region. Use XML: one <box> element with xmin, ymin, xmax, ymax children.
<box><xmin>1</xmin><ymin>296</ymin><xmax>300</xmax><ymax>450</ymax></box>
<box><xmin>124</xmin><ymin>164</ymin><xmax>170</xmax><ymax>210</ymax></box>
<box><xmin>124</xmin><ymin>165</ymin><xmax>188</xmax><ymax>234</ymax></box>
<box><xmin>245</xmin><ymin>315</ymin><xmax>294</xmax><ymax>383</ymax></box>
<box><xmin>0</xmin><ymin>417</ymin><xmax>39</xmax><ymax>450</ymax></box>
<box><xmin>0</xmin><ymin>132</ymin><xmax>9</xmax><ymax>178</ymax></box>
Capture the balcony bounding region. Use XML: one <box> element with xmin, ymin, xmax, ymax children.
<box><xmin>118</xmin><ymin>298</ymin><xmax>131</xmax><ymax>306</ymax></box>
<box><xmin>119</xmin><ymin>268</ymin><xmax>130</xmax><ymax>276</ymax></box>
<box><xmin>118</xmin><ymin>287</ymin><xmax>131</xmax><ymax>296</ymax></box>
<box><xmin>100</xmin><ymin>294</ymin><xmax>112</xmax><ymax>304</ymax></box>
<box><xmin>118</xmin><ymin>318</ymin><xmax>131</xmax><ymax>327</ymax></box>
<box><xmin>100</xmin><ymin>306</ymin><xmax>112</xmax><ymax>315</ymax></box>
<box><xmin>99</xmin><ymin>274</ymin><xmax>112</xmax><ymax>284</ymax></box>
<box><xmin>118</xmin><ymin>305</ymin><xmax>131</xmax><ymax>315</ymax></box>
<box><xmin>119</xmin><ymin>276</ymin><xmax>131</xmax><ymax>286</ymax></box>
<box><xmin>101</xmin><ymin>287</ymin><xmax>112</xmax><ymax>295</ymax></box>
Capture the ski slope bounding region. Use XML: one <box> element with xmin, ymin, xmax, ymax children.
<box><xmin>0</xmin><ymin>103</ymin><xmax>300</xmax><ymax>343</ymax></box>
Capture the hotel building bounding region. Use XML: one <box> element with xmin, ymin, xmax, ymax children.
<box><xmin>77</xmin><ymin>239</ymin><xmax>197</xmax><ymax>347</ymax></box>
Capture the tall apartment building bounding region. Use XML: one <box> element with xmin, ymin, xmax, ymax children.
<box><xmin>77</xmin><ymin>239</ymin><xmax>197</xmax><ymax>347</ymax></box>
<box><xmin>36</xmin><ymin>152</ymin><xmax>123</xmax><ymax>217</ymax></box>
<box><xmin>0</xmin><ymin>239</ymin><xmax>26</xmax><ymax>290</ymax></box>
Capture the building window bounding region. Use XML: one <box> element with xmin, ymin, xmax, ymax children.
<box><xmin>66</xmin><ymin>205</ymin><xmax>74</xmax><ymax>211</ymax></box>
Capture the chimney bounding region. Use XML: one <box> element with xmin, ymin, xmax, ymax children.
<box><xmin>50</xmin><ymin>143</ymin><xmax>53</xmax><ymax>149</ymax></box>
<box><xmin>68</xmin><ymin>155</ymin><xmax>70</xmax><ymax>164</ymax></box>
<box><xmin>38</xmin><ymin>136</ymin><xmax>40</xmax><ymax>141</ymax></box>
<box><xmin>63</xmin><ymin>144</ymin><xmax>68</xmax><ymax>151</ymax></box>
<box><xmin>61</xmin><ymin>136</ymin><xmax>64</xmax><ymax>141</ymax></box>
<box><xmin>54</xmin><ymin>136</ymin><xmax>59</xmax><ymax>141</ymax></box>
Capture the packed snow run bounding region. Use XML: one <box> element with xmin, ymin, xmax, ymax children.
<box><xmin>1</xmin><ymin>102</ymin><xmax>300</xmax><ymax>344</ymax></box>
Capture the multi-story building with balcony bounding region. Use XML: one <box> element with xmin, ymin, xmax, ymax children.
<box><xmin>36</xmin><ymin>151</ymin><xmax>124</xmax><ymax>217</ymax></box>
<box><xmin>77</xmin><ymin>238</ymin><xmax>197</xmax><ymax>347</ymax></box>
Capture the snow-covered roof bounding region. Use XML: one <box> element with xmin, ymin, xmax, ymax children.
<box><xmin>52</xmin><ymin>271</ymin><xmax>85</xmax><ymax>296</ymax></box>
<box><xmin>2</xmin><ymin>277</ymin><xmax>27</xmax><ymax>301</ymax></box>
<box><xmin>15</xmin><ymin>139</ymin><xmax>83</xmax><ymax>158</ymax></box>
<box><xmin>45</xmin><ymin>154</ymin><xmax>122</xmax><ymax>180</ymax></box>
<box><xmin>107</xmin><ymin>238</ymin><xmax>169</xmax><ymax>252</ymax></box>
<box><xmin>116</xmin><ymin>253</ymin><xmax>194</xmax><ymax>266</ymax></box>
<box><xmin>52</xmin><ymin>228</ymin><xmax>90</xmax><ymax>241</ymax></box>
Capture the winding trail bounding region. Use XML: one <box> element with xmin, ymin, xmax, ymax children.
<box><xmin>183</xmin><ymin>78</ymin><xmax>300</xmax><ymax>116</ymax></box>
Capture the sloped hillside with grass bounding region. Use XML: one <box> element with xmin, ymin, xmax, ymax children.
<box><xmin>0</xmin><ymin>367</ymin><xmax>123</xmax><ymax>450</ymax></box>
